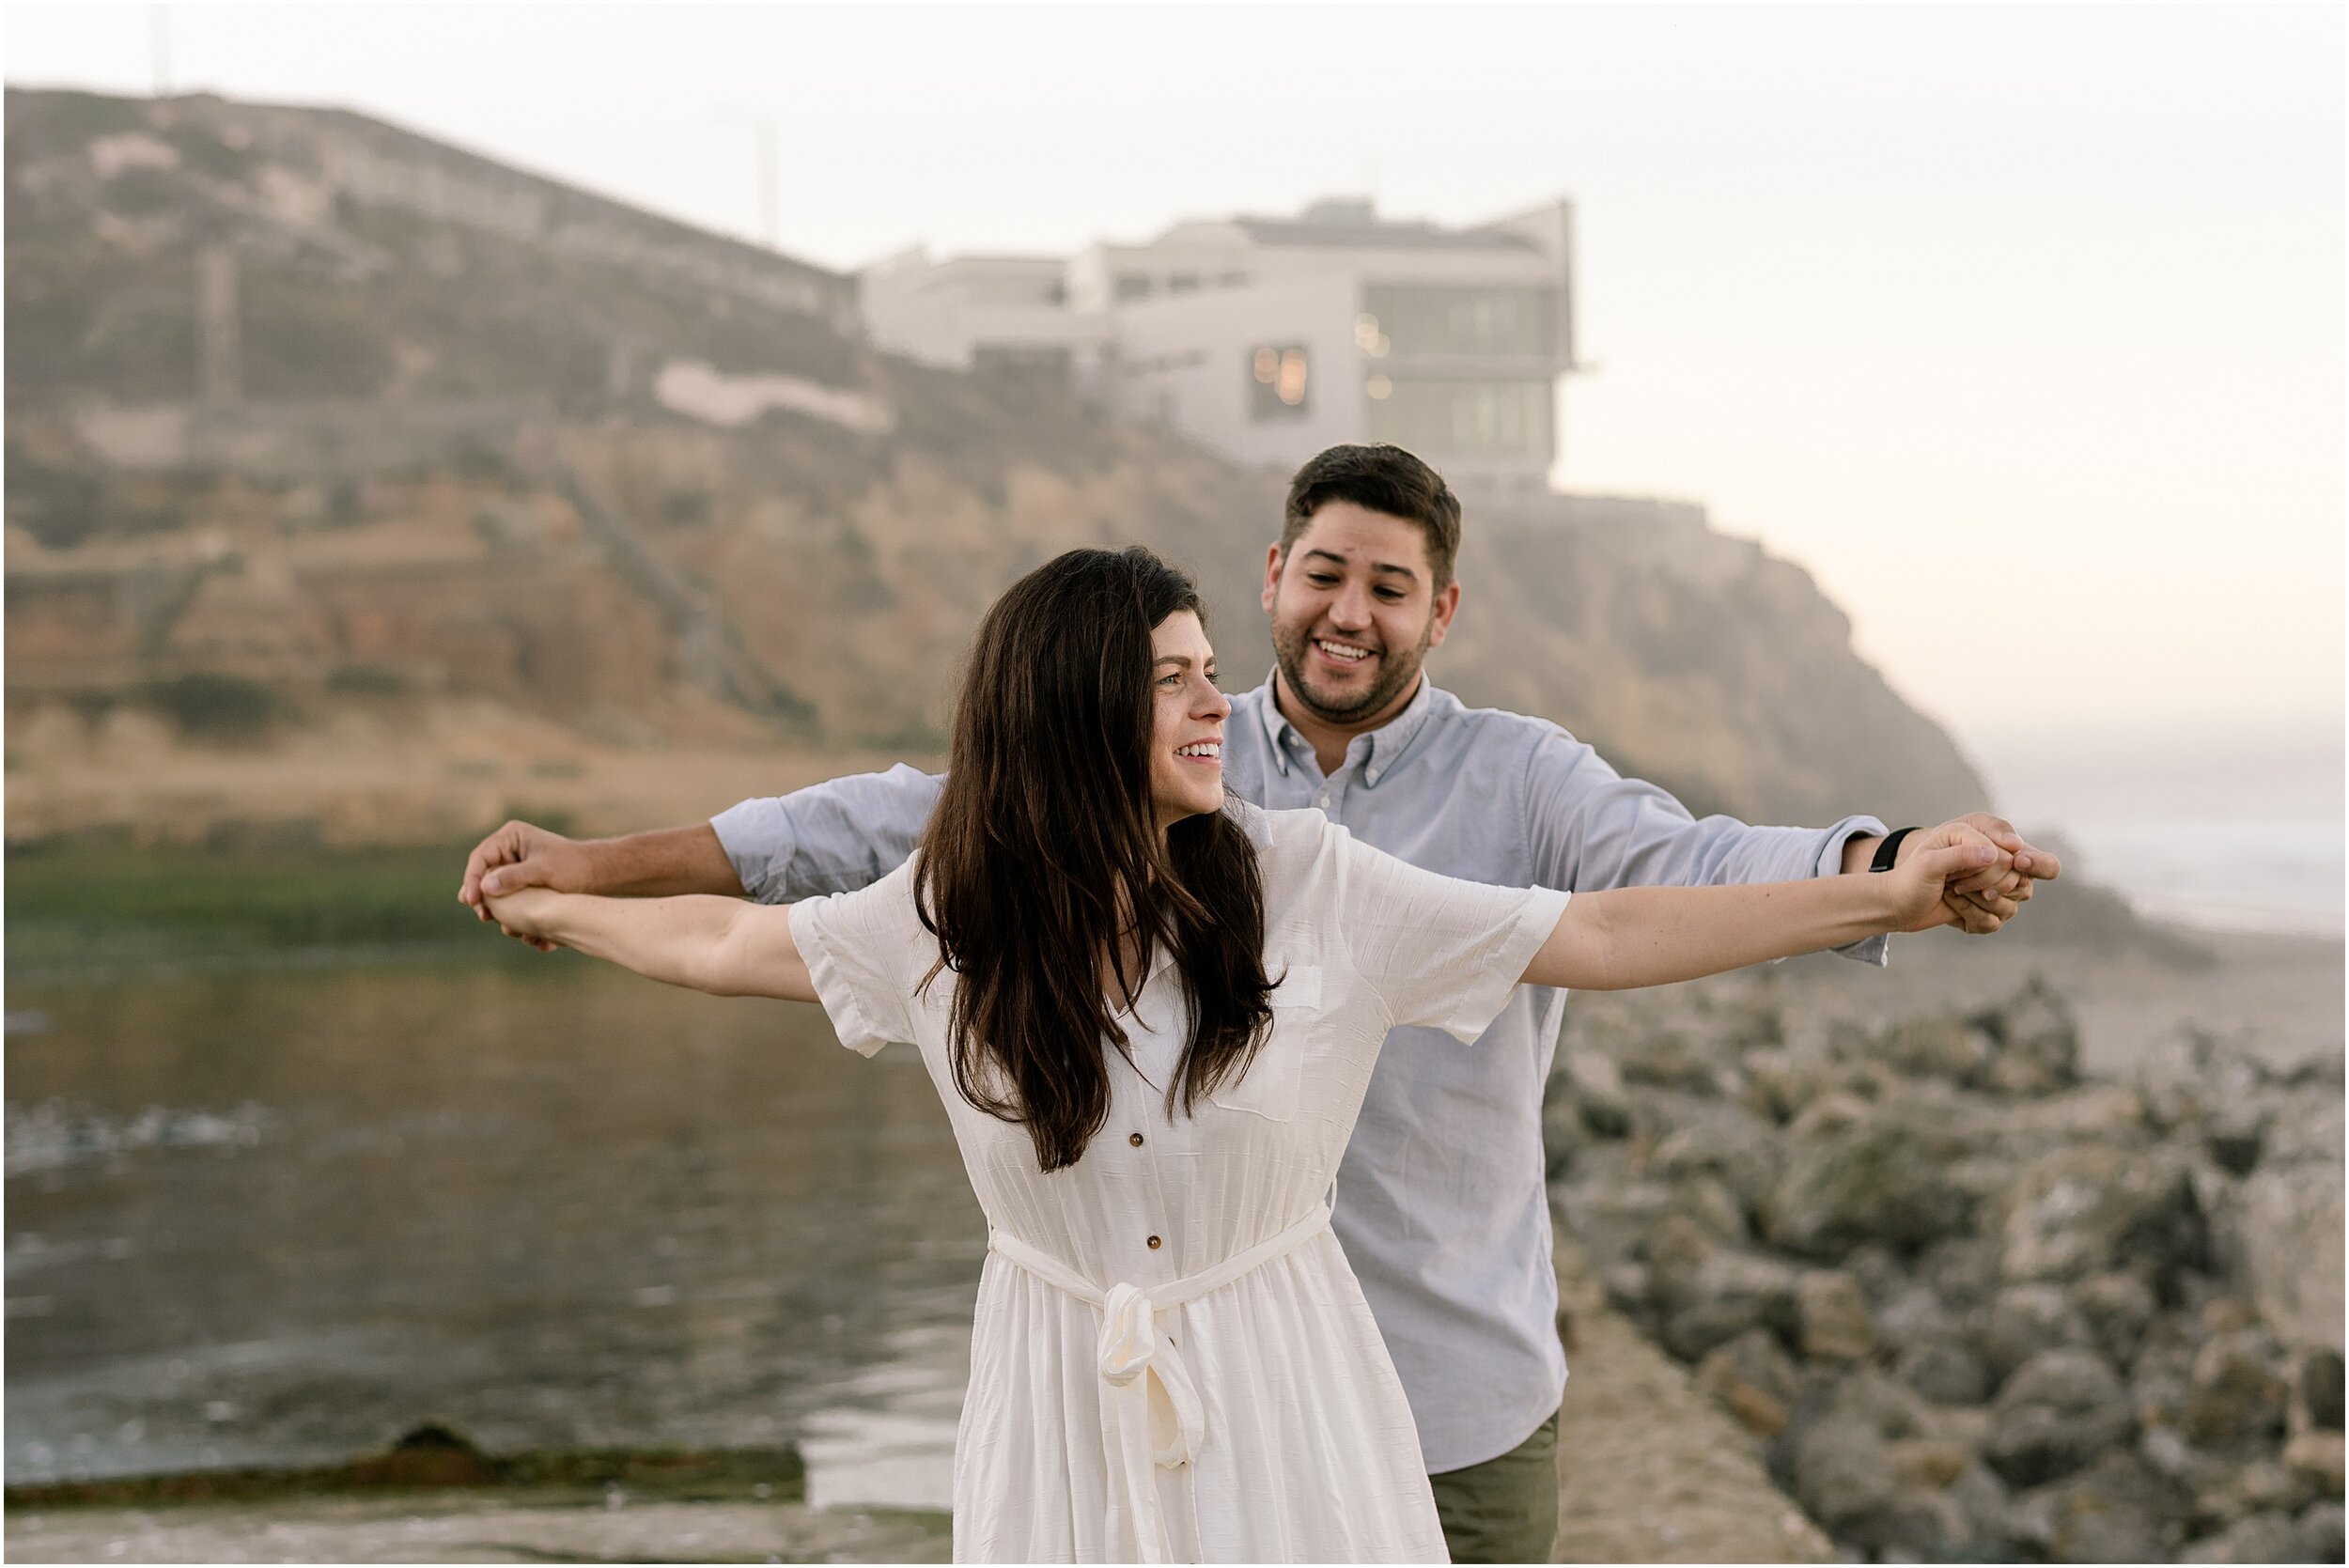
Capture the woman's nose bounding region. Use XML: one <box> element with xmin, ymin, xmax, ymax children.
<box><xmin>1197</xmin><ymin>681</ymin><xmax>1232</xmax><ymax>719</ymax></box>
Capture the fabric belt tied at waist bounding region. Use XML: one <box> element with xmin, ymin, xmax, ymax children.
<box><xmin>987</xmin><ymin>1203</ymin><xmax>1332</xmax><ymax>1564</ymax></box>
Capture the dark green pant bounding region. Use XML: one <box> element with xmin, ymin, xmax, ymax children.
<box><xmin>1427</xmin><ymin>1408</ymin><xmax>1560</xmax><ymax>1563</ymax></box>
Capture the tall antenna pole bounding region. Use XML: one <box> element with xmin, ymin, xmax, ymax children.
<box><xmin>151</xmin><ymin>5</ymin><xmax>172</xmax><ymax>97</ymax></box>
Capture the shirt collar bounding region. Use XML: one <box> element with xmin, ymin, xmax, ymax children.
<box><xmin>1253</xmin><ymin>668</ymin><xmax>1439</xmax><ymax>785</ymax></box>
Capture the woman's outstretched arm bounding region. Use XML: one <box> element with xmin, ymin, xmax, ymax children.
<box><xmin>483</xmin><ymin>887</ymin><xmax>816</xmax><ymax>1001</ymax></box>
<box><xmin>1523</xmin><ymin>831</ymin><xmax>2004</xmax><ymax>991</ymax></box>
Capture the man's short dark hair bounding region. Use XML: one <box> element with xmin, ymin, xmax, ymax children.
<box><xmin>1279</xmin><ymin>444</ymin><xmax>1464</xmax><ymax>591</ymax></box>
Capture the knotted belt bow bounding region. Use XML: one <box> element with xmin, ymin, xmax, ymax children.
<box><xmin>987</xmin><ymin>1204</ymin><xmax>1334</xmax><ymax>1563</ymax></box>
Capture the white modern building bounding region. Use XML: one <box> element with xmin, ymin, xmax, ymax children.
<box><xmin>859</xmin><ymin>196</ymin><xmax>1581</xmax><ymax>499</ymax></box>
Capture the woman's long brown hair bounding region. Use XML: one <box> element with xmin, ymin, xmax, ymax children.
<box><xmin>914</xmin><ymin>547</ymin><xmax>1276</xmax><ymax>1172</ymax></box>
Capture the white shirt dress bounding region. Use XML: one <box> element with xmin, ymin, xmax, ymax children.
<box><xmin>788</xmin><ymin>805</ymin><xmax>1570</xmax><ymax>1564</ymax></box>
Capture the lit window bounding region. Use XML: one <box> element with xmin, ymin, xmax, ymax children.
<box><xmin>1249</xmin><ymin>344</ymin><xmax>1312</xmax><ymax>420</ymax></box>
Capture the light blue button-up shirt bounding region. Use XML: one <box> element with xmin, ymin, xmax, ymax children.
<box><xmin>712</xmin><ymin>674</ymin><xmax>1886</xmax><ymax>1472</ymax></box>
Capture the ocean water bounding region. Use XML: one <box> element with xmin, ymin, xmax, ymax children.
<box><xmin>1973</xmin><ymin>725</ymin><xmax>2343</xmax><ymax>939</ymax></box>
<box><xmin>2061</xmin><ymin>813</ymin><xmax>2344</xmax><ymax>937</ymax></box>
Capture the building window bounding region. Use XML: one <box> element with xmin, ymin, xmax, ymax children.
<box><xmin>1249</xmin><ymin>344</ymin><xmax>1311</xmax><ymax>419</ymax></box>
<box><xmin>1360</xmin><ymin>285</ymin><xmax>1555</xmax><ymax>357</ymax></box>
<box><xmin>1364</xmin><ymin>380</ymin><xmax>1552</xmax><ymax>458</ymax></box>
<box><xmin>1115</xmin><ymin>272</ymin><xmax>1153</xmax><ymax>301</ymax></box>
<box><xmin>1168</xmin><ymin>272</ymin><xmax>1200</xmax><ymax>294</ymax></box>
<box><xmin>973</xmin><ymin>344</ymin><xmax>1074</xmax><ymax>382</ymax></box>
<box><xmin>1217</xmin><ymin>271</ymin><xmax>1250</xmax><ymax>288</ymax></box>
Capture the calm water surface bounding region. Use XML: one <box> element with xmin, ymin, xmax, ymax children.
<box><xmin>4</xmin><ymin>962</ymin><xmax>984</xmax><ymax>1509</ymax></box>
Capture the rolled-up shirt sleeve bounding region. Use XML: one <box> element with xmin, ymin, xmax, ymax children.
<box><xmin>1520</xmin><ymin>729</ymin><xmax>1892</xmax><ymax>965</ymax></box>
<box><xmin>710</xmin><ymin>765</ymin><xmax>945</xmax><ymax>903</ymax></box>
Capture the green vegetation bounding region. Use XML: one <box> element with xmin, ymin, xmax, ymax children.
<box><xmin>142</xmin><ymin>672</ymin><xmax>289</xmax><ymax>740</ymax></box>
<box><xmin>324</xmin><ymin>662</ymin><xmax>409</xmax><ymax>696</ymax></box>
<box><xmin>4</xmin><ymin>831</ymin><xmax>563</xmax><ymax>985</ymax></box>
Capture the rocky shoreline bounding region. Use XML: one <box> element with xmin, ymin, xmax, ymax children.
<box><xmin>1545</xmin><ymin>962</ymin><xmax>2344</xmax><ymax>1563</ymax></box>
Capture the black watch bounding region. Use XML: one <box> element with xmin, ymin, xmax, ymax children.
<box><xmin>1869</xmin><ymin>827</ymin><xmax>1919</xmax><ymax>872</ymax></box>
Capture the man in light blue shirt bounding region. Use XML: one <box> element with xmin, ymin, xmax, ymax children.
<box><xmin>462</xmin><ymin>444</ymin><xmax>2056</xmax><ymax>1560</ymax></box>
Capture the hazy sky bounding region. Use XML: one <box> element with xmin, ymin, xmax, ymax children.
<box><xmin>7</xmin><ymin>4</ymin><xmax>2342</xmax><ymax>783</ymax></box>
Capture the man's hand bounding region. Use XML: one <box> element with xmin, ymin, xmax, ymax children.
<box><xmin>460</xmin><ymin>820</ymin><xmax>594</xmax><ymax>951</ymax></box>
<box><xmin>1852</xmin><ymin>814</ymin><xmax>2062</xmax><ymax>935</ymax></box>
<box><xmin>1882</xmin><ymin>836</ymin><xmax>2012</xmax><ymax>935</ymax></box>
<box><xmin>459</xmin><ymin>820</ymin><xmax>748</xmax><ymax>951</ymax></box>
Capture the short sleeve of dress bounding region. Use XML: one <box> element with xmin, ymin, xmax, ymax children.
<box><xmin>1319</xmin><ymin>817</ymin><xmax>1571</xmax><ymax>1045</ymax></box>
<box><xmin>786</xmin><ymin>858</ymin><xmax>931</xmax><ymax>1057</ymax></box>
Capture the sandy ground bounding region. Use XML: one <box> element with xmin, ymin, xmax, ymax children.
<box><xmin>1549</xmin><ymin>1233</ymin><xmax>1835</xmax><ymax>1563</ymax></box>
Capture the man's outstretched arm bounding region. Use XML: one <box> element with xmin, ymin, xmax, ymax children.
<box><xmin>459</xmin><ymin>822</ymin><xmax>747</xmax><ymax>948</ymax></box>
<box><xmin>1522</xmin><ymin>732</ymin><xmax>2061</xmax><ymax>951</ymax></box>
<box><xmin>458</xmin><ymin>765</ymin><xmax>944</xmax><ymax>948</ymax></box>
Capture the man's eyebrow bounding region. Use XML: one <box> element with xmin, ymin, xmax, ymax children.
<box><xmin>1301</xmin><ymin>548</ymin><xmax>1419</xmax><ymax>580</ymax></box>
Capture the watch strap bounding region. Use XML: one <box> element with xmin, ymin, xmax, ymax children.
<box><xmin>1869</xmin><ymin>826</ymin><xmax>1919</xmax><ymax>873</ymax></box>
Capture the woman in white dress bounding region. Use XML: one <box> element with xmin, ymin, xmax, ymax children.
<box><xmin>486</xmin><ymin>548</ymin><xmax>1998</xmax><ymax>1565</ymax></box>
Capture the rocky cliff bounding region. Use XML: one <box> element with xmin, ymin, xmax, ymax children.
<box><xmin>7</xmin><ymin>86</ymin><xmax>1989</xmax><ymax>836</ymax></box>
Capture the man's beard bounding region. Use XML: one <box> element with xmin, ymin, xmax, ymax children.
<box><xmin>1269</xmin><ymin>614</ymin><xmax>1434</xmax><ymax>723</ymax></box>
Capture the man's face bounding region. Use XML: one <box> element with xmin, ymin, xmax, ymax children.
<box><xmin>1260</xmin><ymin>501</ymin><xmax>1460</xmax><ymax>723</ymax></box>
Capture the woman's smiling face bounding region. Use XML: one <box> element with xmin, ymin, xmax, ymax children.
<box><xmin>1148</xmin><ymin>610</ymin><xmax>1231</xmax><ymax>830</ymax></box>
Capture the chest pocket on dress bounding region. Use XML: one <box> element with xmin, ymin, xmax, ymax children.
<box><xmin>1208</xmin><ymin>964</ymin><xmax>1319</xmax><ymax>1124</ymax></box>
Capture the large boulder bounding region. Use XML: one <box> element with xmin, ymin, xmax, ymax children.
<box><xmin>1903</xmin><ymin>1339</ymin><xmax>1994</xmax><ymax>1407</ymax></box>
<box><xmin>2233</xmin><ymin>1163</ymin><xmax>2345</xmax><ymax>1356</ymax></box>
<box><xmin>2297</xmin><ymin>1348</ymin><xmax>2343</xmax><ymax>1431</ymax></box>
<box><xmin>1969</xmin><ymin>976</ymin><xmax>2082</xmax><ymax>1097</ymax></box>
<box><xmin>1796</xmin><ymin>1269</ymin><xmax>1877</xmax><ymax>1362</ymax></box>
<box><xmin>2074</xmin><ymin>1271</ymin><xmax>2161</xmax><ymax>1368</ymax></box>
<box><xmin>1780</xmin><ymin>1372</ymin><xmax>1960</xmax><ymax>1558</ymax></box>
<box><xmin>1997</xmin><ymin>1145</ymin><xmax>2209</xmax><ymax>1288</ymax></box>
<box><xmin>2010</xmin><ymin>1448</ymin><xmax>2182</xmax><ymax>1563</ymax></box>
<box><xmin>2294</xmin><ymin>1501</ymin><xmax>2345</xmax><ymax>1563</ymax></box>
<box><xmin>2180</xmin><ymin>1510</ymin><xmax>2310</xmax><ymax>1563</ymax></box>
<box><xmin>1974</xmin><ymin>1282</ymin><xmax>2100</xmax><ymax>1387</ymax></box>
<box><xmin>1762</xmin><ymin>1102</ymin><xmax>1977</xmax><ymax>1258</ymax></box>
<box><xmin>1642</xmin><ymin>1215</ymin><xmax>1802</xmax><ymax>1360</ymax></box>
<box><xmin>2183</xmin><ymin>1330</ymin><xmax>2292</xmax><ymax>1451</ymax></box>
<box><xmin>1650</xmin><ymin>1099</ymin><xmax>1785</xmax><ymax>1219</ymax></box>
<box><xmin>1986</xmin><ymin>1349</ymin><xmax>2137</xmax><ymax>1487</ymax></box>
<box><xmin>1874</xmin><ymin>1012</ymin><xmax>1994</xmax><ymax>1083</ymax></box>
<box><xmin>1696</xmin><ymin>1327</ymin><xmax>1804</xmax><ymax>1439</ymax></box>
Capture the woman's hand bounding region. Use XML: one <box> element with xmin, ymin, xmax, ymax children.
<box><xmin>1882</xmin><ymin>827</ymin><xmax>2014</xmax><ymax>933</ymax></box>
<box><xmin>482</xmin><ymin>886</ymin><xmax>567</xmax><ymax>946</ymax></box>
